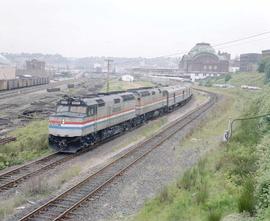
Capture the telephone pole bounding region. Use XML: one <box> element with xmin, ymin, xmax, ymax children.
<box><xmin>105</xmin><ymin>59</ymin><xmax>113</xmax><ymax>93</ymax></box>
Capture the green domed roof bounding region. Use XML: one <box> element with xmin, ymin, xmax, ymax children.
<box><xmin>188</xmin><ymin>43</ymin><xmax>216</xmax><ymax>57</ymax></box>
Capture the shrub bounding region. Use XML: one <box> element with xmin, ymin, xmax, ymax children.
<box><xmin>57</xmin><ymin>165</ymin><xmax>81</xmax><ymax>185</ymax></box>
<box><xmin>257</xmin><ymin>178</ymin><xmax>270</xmax><ymax>210</ymax></box>
<box><xmin>195</xmin><ymin>181</ymin><xmax>209</xmax><ymax>204</ymax></box>
<box><xmin>205</xmin><ymin>80</ymin><xmax>212</xmax><ymax>87</ymax></box>
<box><xmin>265</xmin><ymin>62</ymin><xmax>270</xmax><ymax>82</ymax></box>
<box><xmin>238</xmin><ymin>179</ymin><xmax>256</xmax><ymax>215</ymax></box>
<box><xmin>230</xmin><ymin>153</ymin><xmax>258</xmax><ymax>182</ymax></box>
<box><xmin>225</xmin><ymin>74</ymin><xmax>232</xmax><ymax>83</ymax></box>
<box><xmin>177</xmin><ymin>168</ymin><xmax>197</xmax><ymax>190</ymax></box>
<box><xmin>207</xmin><ymin>209</ymin><xmax>222</xmax><ymax>221</ymax></box>
<box><xmin>22</xmin><ymin>176</ymin><xmax>49</xmax><ymax>196</ymax></box>
<box><xmin>158</xmin><ymin>186</ymin><xmax>172</xmax><ymax>204</ymax></box>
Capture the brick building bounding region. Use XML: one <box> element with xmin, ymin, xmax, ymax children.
<box><xmin>240</xmin><ymin>53</ymin><xmax>262</xmax><ymax>72</ymax></box>
<box><xmin>179</xmin><ymin>43</ymin><xmax>229</xmax><ymax>74</ymax></box>
<box><xmin>25</xmin><ymin>59</ymin><xmax>46</xmax><ymax>76</ymax></box>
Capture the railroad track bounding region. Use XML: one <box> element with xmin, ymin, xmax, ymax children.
<box><xmin>0</xmin><ymin>153</ymin><xmax>74</xmax><ymax>192</ymax></box>
<box><xmin>0</xmin><ymin>84</ymin><xmax>51</xmax><ymax>100</ymax></box>
<box><xmin>0</xmin><ymin>89</ymin><xmax>191</xmax><ymax>193</ymax></box>
<box><xmin>18</xmin><ymin>89</ymin><xmax>217</xmax><ymax>221</ymax></box>
<box><xmin>0</xmin><ymin>136</ymin><xmax>16</xmax><ymax>145</ymax></box>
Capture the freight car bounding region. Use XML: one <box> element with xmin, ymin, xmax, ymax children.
<box><xmin>0</xmin><ymin>77</ymin><xmax>49</xmax><ymax>91</ymax></box>
<box><xmin>48</xmin><ymin>85</ymin><xmax>192</xmax><ymax>153</ymax></box>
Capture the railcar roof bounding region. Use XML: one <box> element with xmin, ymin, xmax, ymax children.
<box><xmin>81</xmin><ymin>92</ymin><xmax>135</xmax><ymax>105</ymax></box>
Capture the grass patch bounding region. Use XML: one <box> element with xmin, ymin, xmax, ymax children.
<box><xmin>22</xmin><ymin>176</ymin><xmax>50</xmax><ymax>197</ymax></box>
<box><xmin>207</xmin><ymin>209</ymin><xmax>222</xmax><ymax>221</ymax></box>
<box><xmin>57</xmin><ymin>165</ymin><xmax>81</xmax><ymax>185</ymax></box>
<box><xmin>238</xmin><ymin>179</ymin><xmax>256</xmax><ymax>215</ymax></box>
<box><xmin>200</xmin><ymin>72</ymin><xmax>265</xmax><ymax>88</ymax></box>
<box><xmin>100</xmin><ymin>79</ymin><xmax>155</xmax><ymax>92</ymax></box>
<box><xmin>0</xmin><ymin>195</ymin><xmax>27</xmax><ymax>219</ymax></box>
<box><xmin>0</xmin><ymin>120</ymin><xmax>51</xmax><ymax>170</ymax></box>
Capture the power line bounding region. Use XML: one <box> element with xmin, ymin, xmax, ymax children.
<box><xmin>213</xmin><ymin>30</ymin><xmax>270</xmax><ymax>47</ymax></box>
<box><xmin>215</xmin><ymin>35</ymin><xmax>270</xmax><ymax>51</ymax></box>
<box><xmin>155</xmin><ymin>30</ymin><xmax>270</xmax><ymax>58</ymax></box>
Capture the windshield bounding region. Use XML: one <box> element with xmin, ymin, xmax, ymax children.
<box><xmin>56</xmin><ymin>105</ymin><xmax>69</xmax><ymax>113</ymax></box>
<box><xmin>70</xmin><ymin>106</ymin><xmax>87</xmax><ymax>114</ymax></box>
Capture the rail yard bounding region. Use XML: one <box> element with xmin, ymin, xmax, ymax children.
<box><xmin>0</xmin><ymin>80</ymin><xmax>219</xmax><ymax>221</ymax></box>
<box><xmin>0</xmin><ymin>77</ymin><xmax>106</xmax><ymax>136</ymax></box>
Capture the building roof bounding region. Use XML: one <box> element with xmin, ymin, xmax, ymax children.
<box><xmin>188</xmin><ymin>43</ymin><xmax>216</xmax><ymax>57</ymax></box>
<box><xmin>0</xmin><ymin>54</ymin><xmax>11</xmax><ymax>65</ymax></box>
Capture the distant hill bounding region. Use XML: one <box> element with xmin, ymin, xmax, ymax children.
<box><xmin>1</xmin><ymin>53</ymin><xmax>178</xmax><ymax>71</ymax></box>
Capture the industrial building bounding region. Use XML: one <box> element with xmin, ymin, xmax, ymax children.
<box><xmin>25</xmin><ymin>59</ymin><xmax>46</xmax><ymax>76</ymax></box>
<box><xmin>178</xmin><ymin>43</ymin><xmax>229</xmax><ymax>74</ymax></box>
<box><xmin>239</xmin><ymin>53</ymin><xmax>262</xmax><ymax>72</ymax></box>
<box><xmin>16</xmin><ymin>59</ymin><xmax>47</xmax><ymax>77</ymax></box>
<box><xmin>0</xmin><ymin>55</ymin><xmax>16</xmax><ymax>80</ymax></box>
<box><xmin>262</xmin><ymin>50</ymin><xmax>270</xmax><ymax>59</ymax></box>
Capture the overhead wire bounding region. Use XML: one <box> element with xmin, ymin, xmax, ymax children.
<box><xmin>155</xmin><ymin>30</ymin><xmax>270</xmax><ymax>58</ymax></box>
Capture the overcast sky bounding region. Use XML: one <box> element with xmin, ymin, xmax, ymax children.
<box><xmin>0</xmin><ymin>0</ymin><xmax>269</xmax><ymax>58</ymax></box>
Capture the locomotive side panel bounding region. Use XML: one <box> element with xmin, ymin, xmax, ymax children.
<box><xmin>135</xmin><ymin>88</ymin><xmax>165</xmax><ymax>115</ymax></box>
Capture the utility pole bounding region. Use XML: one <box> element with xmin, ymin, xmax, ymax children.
<box><xmin>105</xmin><ymin>59</ymin><xmax>113</xmax><ymax>93</ymax></box>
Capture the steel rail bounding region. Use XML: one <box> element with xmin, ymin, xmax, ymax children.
<box><xmin>0</xmin><ymin>113</ymin><xmax>161</xmax><ymax>193</ymax></box>
<box><xmin>0</xmin><ymin>136</ymin><xmax>16</xmax><ymax>145</ymax></box>
<box><xmin>18</xmin><ymin>89</ymin><xmax>217</xmax><ymax>221</ymax></box>
<box><xmin>0</xmin><ymin>153</ymin><xmax>74</xmax><ymax>192</ymax></box>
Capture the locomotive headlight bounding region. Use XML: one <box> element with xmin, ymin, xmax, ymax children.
<box><xmin>61</xmin><ymin>119</ymin><xmax>65</xmax><ymax>125</ymax></box>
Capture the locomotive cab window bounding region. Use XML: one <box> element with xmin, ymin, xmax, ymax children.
<box><xmin>56</xmin><ymin>105</ymin><xmax>69</xmax><ymax>113</ymax></box>
<box><xmin>70</xmin><ymin>106</ymin><xmax>87</xmax><ymax>114</ymax></box>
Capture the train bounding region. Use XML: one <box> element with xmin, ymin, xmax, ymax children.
<box><xmin>48</xmin><ymin>85</ymin><xmax>193</xmax><ymax>153</ymax></box>
<box><xmin>0</xmin><ymin>77</ymin><xmax>49</xmax><ymax>91</ymax></box>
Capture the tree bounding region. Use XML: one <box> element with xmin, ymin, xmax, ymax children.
<box><xmin>265</xmin><ymin>62</ymin><xmax>270</xmax><ymax>82</ymax></box>
<box><xmin>258</xmin><ymin>57</ymin><xmax>270</xmax><ymax>73</ymax></box>
<box><xmin>225</xmin><ymin>74</ymin><xmax>231</xmax><ymax>83</ymax></box>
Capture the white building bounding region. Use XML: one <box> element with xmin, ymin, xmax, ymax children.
<box><xmin>121</xmin><ymin>74</ymin><xmax>134</xmax><ymax>82</ymax></box>
<box><xmin>188</xmin><ymin>72</ymin><xmax>221</xmax><ymax>82</ymax></box>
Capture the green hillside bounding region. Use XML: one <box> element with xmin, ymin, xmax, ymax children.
<box><xmin>133</xmin><ymin>73</ymin><xmax>270</xmax><ymax>221</ymax></box>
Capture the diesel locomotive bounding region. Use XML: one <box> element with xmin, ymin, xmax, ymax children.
<box><xmin>48</xmin><ymin>85</ymin><xmax>192</xmax><ymax>153</ymax></box>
